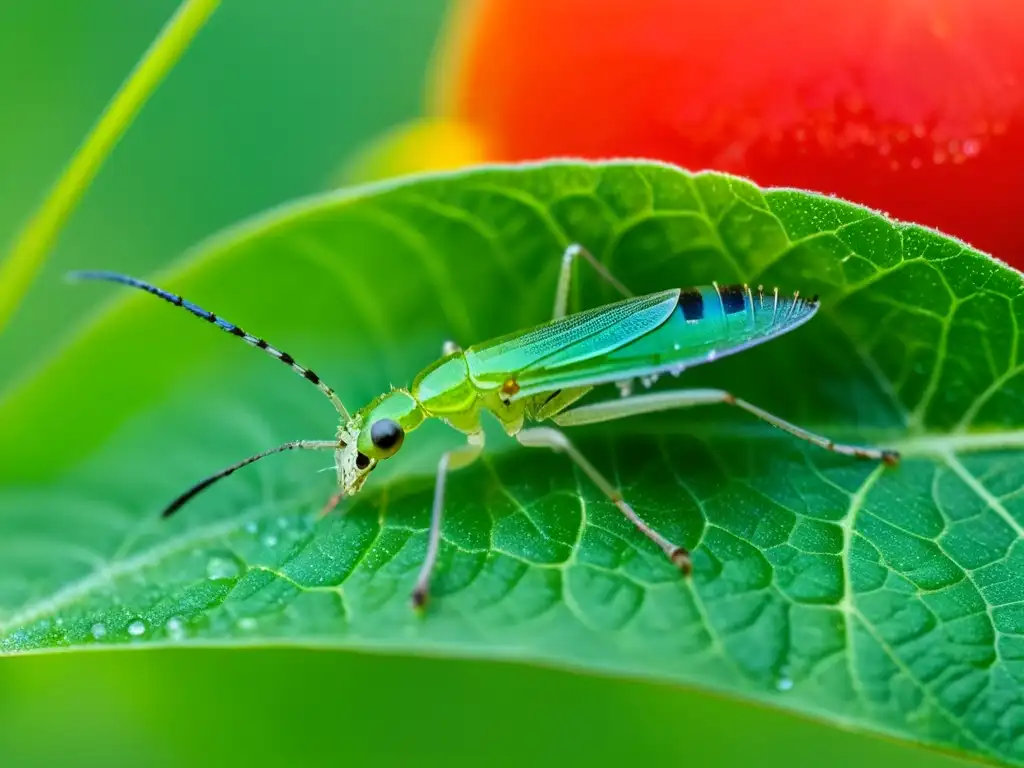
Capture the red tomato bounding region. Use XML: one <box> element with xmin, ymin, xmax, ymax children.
<box><xmin>427</xmin><ymin>0</ymin><xmax>1024</xmax><ymax>264</ymax></box>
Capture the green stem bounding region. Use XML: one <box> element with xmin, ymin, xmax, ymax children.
<box><xmin>0</xmin><ymin>0</ymin><xmax>221</xmax><ymax>334</ymax></box>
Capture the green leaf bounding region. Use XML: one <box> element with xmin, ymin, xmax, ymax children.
<box><xmin>1</xmin><ymin>161</ymin><xmax>1022</xmax><ymax>764</ymax></box>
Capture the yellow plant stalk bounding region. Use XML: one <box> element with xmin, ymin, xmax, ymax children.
<box><xmin>0</xmin><ymin>0</ymin><xmax>221</xmax><ymax>334</ymax></box>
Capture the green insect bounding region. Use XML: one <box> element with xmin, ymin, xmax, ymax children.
<box><xmin>73</xmin><ymin>244</ymin><xmax>899</xmax><ymax>608</ymax></box>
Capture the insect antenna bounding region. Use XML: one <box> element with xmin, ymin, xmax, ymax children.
<box><xmin>70</xmin><ymin>270</ymin><xmax>350</xmax><ymax>420</ymax></box>
<box><xmin>161</xmin><ymin>439</ymin><xmax>339</xmax><ymax>518</ymax></box>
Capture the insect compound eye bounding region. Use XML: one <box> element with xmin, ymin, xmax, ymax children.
<box><xmin>355</xmin><ymin>452</ymin><xmax>371</xmax><ymax>470</ymax></box>
<box><xmin>369</xmin><ymin>418</ymin><xmax>405</xmax><ymax>456</ymax></box>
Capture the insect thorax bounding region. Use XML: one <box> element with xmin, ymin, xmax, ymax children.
<box><xmin>410</xmin><ymin>352</ymin><xmax>529</xmax><ymax>434</ymax></box>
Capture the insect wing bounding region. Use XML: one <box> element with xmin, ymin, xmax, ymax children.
<box><xmin>465</xmin><ymin>289</ymin><xmax>681</xmax><ymax>388</ymax></box>
<box><xmin>507</xmin><ymin>285</ymin><xmax>819</xmax><ymax>396</ymax></box>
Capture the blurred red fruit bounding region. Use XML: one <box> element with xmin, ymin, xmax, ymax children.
<box><xmin>359</xmin><ymin>0</ymin><xmax>1024</xmax><ymax>266</ymax></box>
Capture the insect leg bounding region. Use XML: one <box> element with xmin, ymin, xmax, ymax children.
<box><xmin>553</xmin><ymin>243</ymin><xmax>634</xmax><ymax>320</ymax></box>
<box><xmin>412</xmin><ymin>431</ymin><xmax>486</xmax><ymax>609</ymax></box>
<box><xmin>516</xmin><ymin>427</ymin><xmax>691</xmax><ymax>573</ymax></box>
<box><xmin>318</xmin><ymin>488</ymin><xmax>346</xmax><ymax>520</ymax></box>
<box><xmin>552</xmin><ymin>389</ymin><xmax>900</xmax><ymax>465</ymax></box>
<box><xmin>532</xmin><ymin>386</ymin><xmax>593</xmax><ymax>421</ymax></box>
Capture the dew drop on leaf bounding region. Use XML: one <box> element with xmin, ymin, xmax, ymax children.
<box><xmin>90</xmin><ymin>623</ymin><xmax>106</xmax><ymax>640</ymax></box>
<box><xmin>127</xmin><ymin>620</ymin><xmax>146</xmax><ymax>637</ymax></box>
<box><xmin>165</xmin><ymin>617</ymin><xmax>185</xmax><ymax>641</ymax></box>
<box><xmin>206</xmin><ymin>555</ymin><xmax>241</xmax><ymax>580</ymax></box>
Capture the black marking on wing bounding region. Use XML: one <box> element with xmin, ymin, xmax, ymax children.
<box><xmin>718</xmin><ymin>284</ymin><xmax>747</xmax><ymax>315</ymax></box>
<box><xmin>678</xmin><ymin>289</ymin><xmax>704</xmax><ymax>321</ymax></box>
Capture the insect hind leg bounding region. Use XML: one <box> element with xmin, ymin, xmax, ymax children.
<box><xmin>529</xmin><ymin>386</ymin><xmax>593</xmax><ymax>421</ymax></box>
<box><xmin>553</xmin><ymin>244</ymin><xmax>634</xmax><ymax>320</ymax></box>
<box><xmin>553</xmin><ymin>389</ymin><xmax>900</xmax><ymax>465</ymax></box>
<box><xmin>515</xmin><ymin>427</ymin><xmax>691</xmax><ymax>574</ymax></box>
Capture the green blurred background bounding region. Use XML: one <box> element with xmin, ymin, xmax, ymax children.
<box><xmin>0</xmin><ymin>2</ymin><xmax>973</xmax><ymax>765</ymax></box>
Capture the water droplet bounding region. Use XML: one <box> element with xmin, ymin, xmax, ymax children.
<box><xmin>127</xmin><ymin>620</ymin><xmax>146</xmax><ymax>637</ymax></box>
<box><xmin>5</xmin><ymin>630</ymin><xmax>27</xmax><ymax>650</ymax></box>
<box><xmin>237</xmin><ymin>617</ymin><xmax>257</xmax><ymax>631</ymax></box>
<box><xmin>90</xmin><ymin>623</ymin><xmax>107</xmax><ymax>640</ymax></box>
<box><xmin>276</xmin><ymin>517</ymin><xmax>289</xmax><ymax>529</ymax></box>
<box><xmin>207</xmin><ymin>555</ymin><xmax>241</xmax><ymax>580</ymax></box>
<box><xmin>55</xmin><ymin>617</ymin><xmax>64</xmax><ymax>626</ymax></box>
<box><xmin>165</xmin><ymin>617</ymin><xmax>185</xmax><ymax>641</ymax></box>
<box><xmin>616</xmin><ymin>379</ymin><xmax>634</xmax><ymax>398</ymax></box>
<box><xmin>245</xmin><ymin>521</ymin><xmax>258</xmax><ymax>534</ymax></box>
<box><xmin>776</xmin><ymin>677</ymin><xmax>794</xmax><ymax>692</ymax></box>
<box><xmin>262</xmin><ymin>533</ymin><xmax>279</xmax><ymax>548</ymax></box>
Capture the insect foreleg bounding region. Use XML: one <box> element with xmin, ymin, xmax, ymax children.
<box><xmin>412</xmin><ymin>431</ymin><xmax>486</xmax><ymax>609</ymax></box>
<box><xmin>515</xmin><ymin>427</ymin><xmax>691</xmax><ymax>573</ymax></box>
<box><xmin>553</xmin><ymin>243</ymin><xmax>634</xmax><ymax>320</ymax></box>
<box><xmin>317</xmin><ymin>488</ymin><xmax>346</xmax><ymax>520</ymax></box>
<box><xmin>552</xmin><ymin>389</ymin><xmax>900</xmax><ymax>465</ymax></box>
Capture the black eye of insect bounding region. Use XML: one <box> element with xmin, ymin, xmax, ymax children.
<box><xmin>355</xmin><ymin>452</ymin><xmax>371</xmax><ymax>470</ymax></box>
<box><xmin>370</xmin><ymin>418</ymin><xmax>405</xmax><ymax>455</ymax></box>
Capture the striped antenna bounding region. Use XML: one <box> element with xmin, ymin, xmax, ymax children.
<box><xmin>160</xmin><ymin>439</ymin><xmax>338</xmax><ymax>518</ymax></box>
<box><xmin>69</xmin><ymin>270</ymin><xmax>350</xmax><ymax>420</ymax></box>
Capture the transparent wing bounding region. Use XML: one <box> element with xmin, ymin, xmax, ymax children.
<box><xmin>464</xmin><ymin>289</ymin><xmax>681</xmax><ymax>387</ymax></box>
<box><xmin>495</xmin><ymin>284</ymin><xmax>820</xmax><ymax>397</ymax></box>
